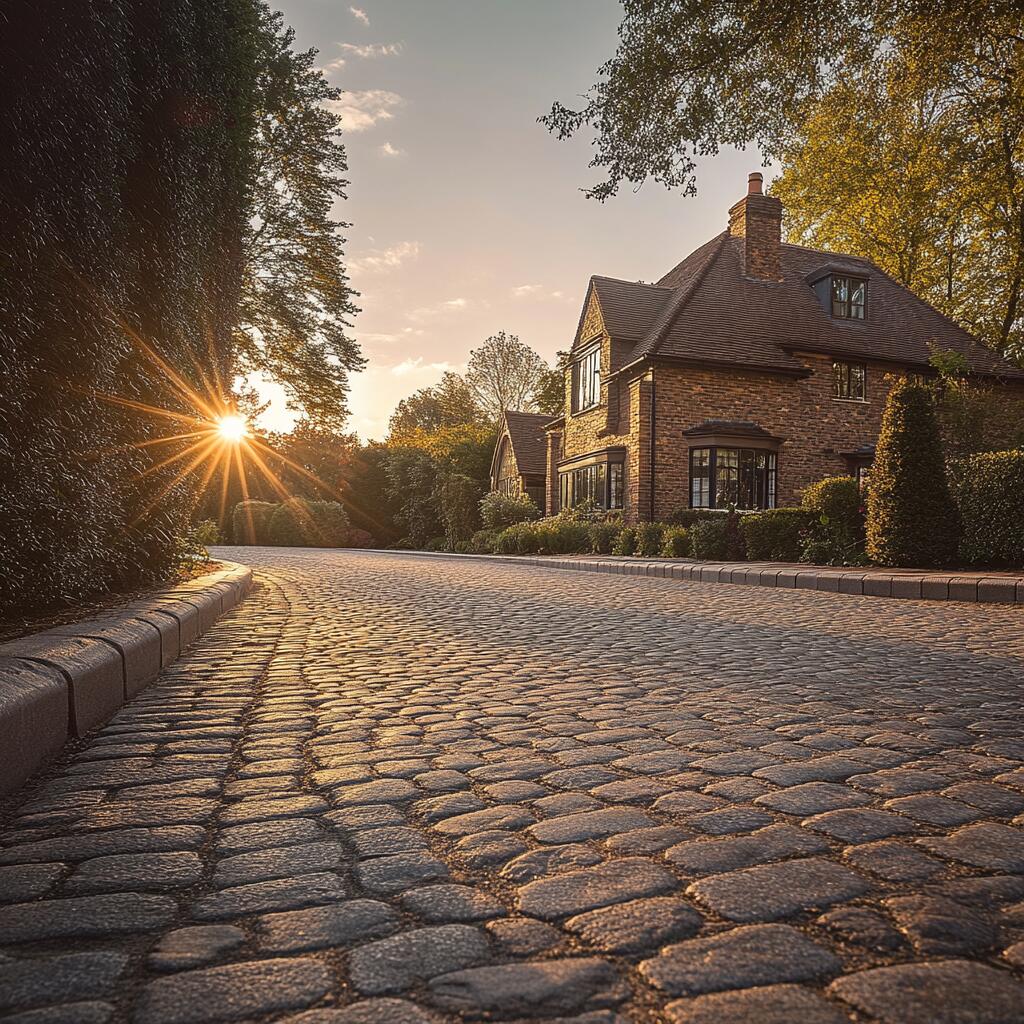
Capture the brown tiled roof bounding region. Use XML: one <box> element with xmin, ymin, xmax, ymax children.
<box><xmin>588</xmin><ymin>277</ymin><xmax>674</xmax><ymax>343</ymax></box>
<box><xmin>580</xmin><ymin>232</ymin><xmax>1024</xmax><ymax>379</ymax></box>
<box><xmin>501</xmin><ymin>410</ymin><xmax>549</xmax><ymax>477</ymax></box>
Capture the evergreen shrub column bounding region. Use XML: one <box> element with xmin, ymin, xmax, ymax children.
<box><xmin>866</xmin><ymin>377</ymin><xmax>960</xmax><ymax>568</ymax></box>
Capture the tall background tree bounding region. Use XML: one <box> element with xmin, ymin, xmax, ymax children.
<box><xmin>237</xmin><ymin>9</ymin><xmax>363</xmax><ymax>431</ymax></box>
<box><xmin>543</xmin><ymin>1</ymin><xmax>1024</xmax><ymax>361</ymax></box>
<box><xmin>388</xmin><ymin>372</ymin><xmax>483</xmax><ymax>435</ymax></box>
<box><xmin>465</xmin><ymin>332</ymin><xmax>552</xmax><ymax>420</ymax></box>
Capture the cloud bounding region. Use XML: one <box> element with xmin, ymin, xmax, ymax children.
<box><xmin>326</xmin><ymin>90</ymin><xmax>403</xmax><ymax>133</ymax></box>
<box><xmin>322</xmin><ymin>57</ymin><xmax>347</xmax><ymax>74</ymax></box>
<box><xmin>356</xmin><ymin>327</ymin><xmax>424</xmax><ymax>346</ymax></box>
<box><xmin>349</xmin><ymin>6</ymin><xmax>369</xmax><ymax>24</ymax></box>
<box><xmin>511</xmin><ymin>284</ymin><xmax>572</xmax><ymax>302</ymax></box>
<box><xmin>406</xmin><ymin>298</ymin><xmax>469</xmax><ymax>322</ymax></box>
<box><xmin>390</xmin><ymin>357</ymin><xmax>459</xmax><ymax>377</ymax></box>
<box><xmin>339</xmin><ymin>42</ymin><xmax>402</xmax><ymax>58</ymax></box>
<box><xmin>378</xmin><ymin>141</ymin><xmax>404</xmax><ymax>158</ymax></box>
<box><xmin>348</xmin><ymin>240</ymin><xmax>420</xmax><ymax>275</ymax></box>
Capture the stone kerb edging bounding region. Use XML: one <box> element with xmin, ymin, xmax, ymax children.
<box><xmin>0</xmin><ymin>561</ymin><xmax>253</xmax><ymax>796</ymax></box>
<box><xmin>396</xmin><ymin>550</ymin><xmax>1024</xmax><ymax>606</ymax></box>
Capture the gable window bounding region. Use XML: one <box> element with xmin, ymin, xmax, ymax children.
<box><xmin>831</xmin><ymin>276</ymin><xmax>866</xmax><ymax>320</ymax></box>
<box><xmin>833</xmin><ymin>361</ymin><xmax>867</xmax><ymax>401</ymax></box>
<box><xmin>571</xmin><ymin>346</ymin><xmax>601</xmax><ymax>413</ymax></box>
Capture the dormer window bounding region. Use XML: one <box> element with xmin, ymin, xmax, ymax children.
<box><xmin>571</xmin><ymin>345</ymin><xmax>600</xmax><ymax>413</ymax></box>
<box><xmin>831</xmin><ymin>276</ymin><xmax>866</xmax><ymax>320</ymax></box>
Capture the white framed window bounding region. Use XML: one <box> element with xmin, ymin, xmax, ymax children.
<box><xmin>571</xmin><ymin>346</ymin><xmax>600</xmax><ymax>413</ymax></box>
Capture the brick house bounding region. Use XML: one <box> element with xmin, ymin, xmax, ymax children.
<box><xmin>542</xmin><ymin>173</ymin><xmax>1024</xmax><ymax>522</ymax></box>
<box><xmin>490</xmin><ymin>410</ymin><xmax>548</xmax><ymax>509</ymax></box>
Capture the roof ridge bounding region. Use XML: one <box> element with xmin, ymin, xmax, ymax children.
<box><xmin>503</xmin><ymin>409</ymin><xmax>550</xmax><ymax>420</ymax></box>
<box><xmin>591</xmin><ymin>274</ymin><xmax>674</xmax><ymax>290</ymax></box>
<box><xmin>635</xmin><ymin>232</ymin><xmax>728</xmax><ymax>359</ymax></box>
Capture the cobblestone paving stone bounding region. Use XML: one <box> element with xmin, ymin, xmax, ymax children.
<box><xmin>2</xmin><ymin>547</ymin><xmax>1024</xmax><ymax>1022</ymax></box>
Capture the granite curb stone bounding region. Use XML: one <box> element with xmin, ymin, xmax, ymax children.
<box><xmin>396</xmin><ymin>551</ymin><xmax>1024</xmax><ymax>605</ymax></box>
<box><xmin>0</xmin><ymin>562</ymin><xmax>252</xmax><ymax>796</ymax></box>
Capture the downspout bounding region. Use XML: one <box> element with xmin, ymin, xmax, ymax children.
<box><xmin>649</xmin><ymin>371</ymin><xmax>656</xmax><ymax>522</ymax></box>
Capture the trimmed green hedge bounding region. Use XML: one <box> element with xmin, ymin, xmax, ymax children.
<box><xmin>233</xmin><ymin>497</ymin><xmax>358</xmax><ymax>547</ymax></box>
<box><xmin>800</xmin><ymin>477</ymin><xmax>865</xmax><ymax>565</ymax></box>
<box><xmin>660</xmin><ymin>526</ymin><xmax>691</xmax><ymax>557</ymax></box>
<box><xmin>742</xmin><ymin>508</ymin><xmax>812</xmax><ymax>561</ymax></box>
<box><xmin>232</xmin><ymin>500</ymin><xmax>276</xmax><ymax>545</ymax></box>
<box><xmin>480</xmin><ymin>490</ymin><xmax>541</xmax><ymax>531</ymax></box>
<box><xmin>867</xmin><ymin>378</ymin><xmax>960</xmax><ymax>567</ymax></box>
<box><xmin>589</xmin><ymin>523</ymin><xmax>621</xmax><ymax>554</ymax></box>
<box><xmin>949</xmin><ymin>451</ymin><xmax>1024</xmax><ymax>567</ymax></box>
<box><xmin>636</xmin><ymin>523</ymin><xmax>665</xmax><ymax>558</ymax></box>
<box><xmin>612</xmin><ymin>526</ymin><xmax>637</xmax><ymax>556</ymax></box>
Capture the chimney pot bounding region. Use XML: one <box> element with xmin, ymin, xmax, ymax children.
<box><xmin>728</xmin><ymin>173</ymin><xmax>783</xmax><ymax>280</ymax></box>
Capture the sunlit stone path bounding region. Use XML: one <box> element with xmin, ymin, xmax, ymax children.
<box><xmin>2</xmin><ymin>547</ymin><xmax>1024</xmax><ymax>1023</ymax></box>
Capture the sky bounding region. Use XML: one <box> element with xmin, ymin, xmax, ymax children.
<box><xmin>257</xmin><ymin>0</ymin><xmax>767</xmax><ymax>440</ymax></box>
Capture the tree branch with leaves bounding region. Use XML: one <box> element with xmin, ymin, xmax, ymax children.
<box><xmin>236</xmin><ymin>7</ymin><xmax>365</xmax><ymax>431</ymax></box>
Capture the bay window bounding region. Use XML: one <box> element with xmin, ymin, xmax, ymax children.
<box><xmin>558</xmin><ymin>450</ymin><xmax>625</xmax><ymax>511</ymax></box>
<box><xmin>684</xmin><ymin>422</ymin><xmax>782</xmax><ymax>511</ymax></box>
<box><xmin>689</xmin><ymin>447</ymin><xmax>776</xmax><ymax>510</ymax></box>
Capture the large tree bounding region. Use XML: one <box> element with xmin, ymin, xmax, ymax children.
<box><xmin>533</xmin><ymin>349</ymin><xmax>570</xmax><ymax>417</ymax></box>
<box><xmin>388</xmin><ymin>372</ymin><xmax>483</xmax><ymax>436</ymax></box>
<box><xmin>544</xmin><ymin>2</ymin><xmax>1024</xmax><ymax>359</ymax></box>
<box><xmin>464</xmin><ymin>332</ymin><xmax>551</xmax><ymax>421</ymax></box>
<box><xmin>237</xmin><ymin>7</ymin><xmax>364</xmax><ymax>431</ymax></box>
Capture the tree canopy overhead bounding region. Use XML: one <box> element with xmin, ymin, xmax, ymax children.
<box><xmin>544</xmin><ymin>2</ymin><xmax>1024</xmax><ymax>358</ymax></box>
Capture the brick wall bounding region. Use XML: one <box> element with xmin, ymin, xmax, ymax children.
<box><xmin>727</xmin><ymin>192</ymin><xmax>783</xmax><ymax>282</ymax></box>
<box><xmin>651</xmin><ymin>356</ymin><xmax>895</xmax><ymax>516</ymax></box>
<box><xmin>558</xmin><ymin>327</ymin><xmax>638</xmax><ymax>514</ymax></box>
<box><xmin>545</xmin><ymin>429</ymin><xmax>562</xmax><ymax>515</ymax></box>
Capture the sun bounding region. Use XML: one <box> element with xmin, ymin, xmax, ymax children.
<box><xmin>216</xmin><ymin>414</ymin><xmax>248</xmax><ymax>443</ymax></box>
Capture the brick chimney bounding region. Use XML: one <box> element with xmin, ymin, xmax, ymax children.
<box><xmin>728</xmin><ymin>172</ymin><xmax>783</xmax><ymax>281</ymax></box>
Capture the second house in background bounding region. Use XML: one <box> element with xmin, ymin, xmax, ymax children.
<box><xmin>532</xmin><ymin>172</ymin><xmax>1024</xmax><ymax>522</ymax></box>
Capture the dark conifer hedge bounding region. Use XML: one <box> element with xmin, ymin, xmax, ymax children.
<box><xmin>0</xmin><ymin>1</ymin><xmax>260</xmax><ymax>614</ymax></box>
<box><xmin>948</xmin><ymin>452</ymin><xmax>1024</xmax><ymax>568</ymax></box>
<box><xmin>866</xmin><ymin>377</ymin><xmax>960</xmax><ymax>568</ymax></box>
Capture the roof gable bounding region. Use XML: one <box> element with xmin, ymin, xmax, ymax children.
<box><xmin>571</xmin><ymin>277</ymin><xmax>675</xmax><ymax>352</ymax></box>
<box><xmin>496</xmin><ymin>410</ymin><xmax>549</xmax><ymax>477</ymax></box>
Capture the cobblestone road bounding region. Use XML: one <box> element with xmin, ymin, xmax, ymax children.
<box><xmin>3</xmin><ymin>548</ymin><xmax>1024</xmax><ymax>1023</ymax></box>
